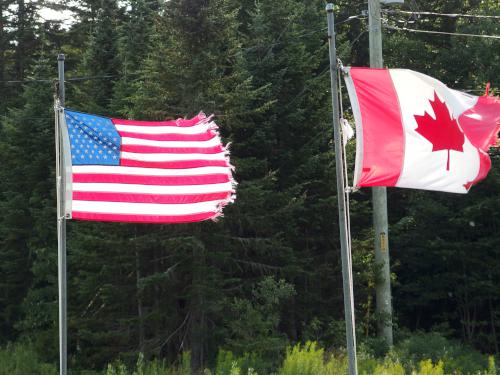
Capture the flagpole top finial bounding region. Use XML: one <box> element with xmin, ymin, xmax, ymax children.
<box><xmin>58</xmin><ymin>54</ymin><xmax>65</xmax><ymax>61</ymax></box>
<box><xmin>326</xmin><ymin>3</ymin><xmax>334</xmax><ymax>12</ymax></box>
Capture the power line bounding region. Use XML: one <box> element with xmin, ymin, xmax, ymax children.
<box><xmin>0</xmin><ymin>78</ymin><xmax>53</xmax><ymax>83</ymax></box>
<box><xmin>0</xmin><ymin>73</ymin><xmax>142</xmax><ymax>84</ymax></box>
<box><xmin>385</xmin><ymin>25</ymin><xmax>500</xmax><ymax>39</ymax></box>
<box><xmin>66</xmin><ymin>74</ymin><xmax>121</xmax><ymax>81</ymax></box>
<box><xmin>1</xmin><ymin>15</ymin><xmax>362</xmax><ymax>85</ymax></box>
<box><xmin>383</xmin><ymin>9</ymin><xmax>500</xmax><ymax>20</ymax></box>
<box><xmin>336</xmin><ymin>15</ymin><xmax>367</xmax><ymax>26</ymax></box>
<box><xmin>236</xmin><ymin>15</ymin><xmax>363</xmax><ymax>57</ymax></box>
<box><xmin>347</xmin><ymin>30</ymin><xmax>367</xmax><ymax>49</ymax></box>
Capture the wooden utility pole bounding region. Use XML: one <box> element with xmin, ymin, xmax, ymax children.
<box><xmin>368</xmin><ymin>0</ymin><xmax>394</xmax><ymax>347</ymax></box>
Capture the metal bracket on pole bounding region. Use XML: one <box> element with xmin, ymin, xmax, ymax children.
<box><xmin>326</xmin><ymin>4</ymin><xmax>358</xmax><ymax>375</ymax></box>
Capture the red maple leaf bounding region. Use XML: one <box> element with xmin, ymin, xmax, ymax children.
<box><xmin>414</xmin><ymin>91</ymin><xmax>465</xmax><ymax>170</ymax></box>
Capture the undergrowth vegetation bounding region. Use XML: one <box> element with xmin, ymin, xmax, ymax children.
<box><xmin>0</xmin><ymin>333</ymin><xmax>498</xmax><ymax>375</ymax></box>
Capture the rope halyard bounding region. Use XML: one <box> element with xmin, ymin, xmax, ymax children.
<box><xmin>337</xmin><ymin>63</ymin><xmax>354</xmax><ymax>265</ymax></box>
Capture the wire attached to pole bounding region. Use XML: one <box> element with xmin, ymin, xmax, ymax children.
<box><xmin>383</xmin><ymin>9</ymin><xmax>500</xmax><ymax>20</ymax></box>
<box><xmin>385</xmin><ymin>24</ymin><xmax>500</xmax><ymax>39</ymax></box>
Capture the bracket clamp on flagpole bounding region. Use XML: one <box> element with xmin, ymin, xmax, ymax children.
<box><xmin>337</xmin><ymin>58</ymin><xmax>345</xmax><ymax>70</ymax></box>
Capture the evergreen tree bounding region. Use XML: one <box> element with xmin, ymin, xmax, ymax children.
<box><xmin>12</xmin><ymin>0</ymin><xmax>37</xmax><ymax>80</ymax></box>
<box><xmin>0</xmin><ymin>53</ymin><xmax>58</xmax><ymax>354</ymax></box>
<box><xmin>110</xmin><ymin>0</ymin><xmax>160</xmax><ymax>116</ymax></box>
<box><xmin>79</xmin><ymin>0</ymin><xmax>121</xmax><ymax>114</ymax></box>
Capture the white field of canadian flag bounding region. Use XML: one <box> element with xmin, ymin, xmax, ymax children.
<box><xmin>344</xmin><ymin>67</ymin><xmax>500</xmax><ymax>193</ymax></box>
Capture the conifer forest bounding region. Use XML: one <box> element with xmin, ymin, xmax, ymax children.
<box><xmin>0</xmin><ymin>0</ymin><xmax>499</xmax><ymax>374</ymax></box>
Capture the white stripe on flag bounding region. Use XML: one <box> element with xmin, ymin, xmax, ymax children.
<box><xmin>120</xmin><ymin>151</ymin><xmax>227</xmax><ymax>162</ymax></box>
<box><xmin>115</xmin><ymin>122</ymin><xmax>214</xmax><ymax>135</ymax></box>
<box><xmin>121</xmin><ymin>136</ymin><xmax>222</xmax><ymax>148</ymax></box>
<box><xmin>72</xmin><ymin>165</ymin><xmax>231</xmax><ymax>176</ymax></box>
<box><xmin>72</xmin><ymin>182</ymin><xmax>234</xmax><ymax>194</ymax></box>
<box><xmin>72</xmin><ymin>200</ymin><xmax>224</xmax><ymax>216</ymax></box>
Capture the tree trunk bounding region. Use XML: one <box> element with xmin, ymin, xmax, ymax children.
<box><xmin>189</xmin><ymin>238</ymin><xmax>206</xmax><ymax>373</ymax></box>
<box><xmin>0</xmin><ymin>1</ymin><xmax>5</xmax><ymax>84</ymax></box>
<box><xmin>489</xmin><ymin>296</ymin><xmax>498</xmax><ymax>354</ymax></box>
<box><xmin>15</xmin><ymin>0</ymin><xmax>25</xmax><ymax>80</ymax></box>
<box><xmin>135</xmin><ymin>240</ymin><xmax>145</xmax><ymax>352</ymax></box>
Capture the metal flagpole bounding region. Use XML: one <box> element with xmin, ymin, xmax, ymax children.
<box><xmin>326</xmin><ymin>4</ymin><xmax>358</xmax><ymax>375</ymax></box>
<box><xmin>55</xmin><ymin>53</ymin><xmax>67</xmax><ymax>375</ymax></box>
<box><xmin>368</xmin><ymin>0</ymin><xmax>394</xmax><ymax>347</ymax></box>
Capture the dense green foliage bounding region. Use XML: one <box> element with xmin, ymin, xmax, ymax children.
<box><xmin>0</xmin><ymin>0</ymin><xmax>498</xmax><ymax>373</ymax></box>
<box><xmin>0</xmin><ymin>334</ymin><xmax>498</xmax><ymax>374</ymax></box>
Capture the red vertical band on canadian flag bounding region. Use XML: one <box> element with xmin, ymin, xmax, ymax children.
<box><xmin>347</xmin><ymin>68</ymin><xmax>405</xmax><ymax>187</ymax></box>
<box><xmin>459</xmin><ymin>96</ymin><xmax>500</xmax><ymax>152</ymax></box>
<box><xmin>458</xmin><ymin>95</ymin><xmax>500</xmax><ymax>189</ymax></box>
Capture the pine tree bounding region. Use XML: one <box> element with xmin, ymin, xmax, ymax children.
<box><xmin>110</xmin><ymin>0</ymin><xmax>160</xmax><ymax>116</ymax></box>
<box><xmin>79</xmin><ymin>0</ymin><xmax>121</xmax><ymax>115</ymax></box>
<box><xmin>0</xmin><ymin>53</ymin><xmax>58</xmax><ymax>354</ymax></box>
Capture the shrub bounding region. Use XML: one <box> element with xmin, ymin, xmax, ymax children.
<box><xmin>369</xmin><ymin>359</ymin><xmax>405</xmax><ymax>375</ymax></box>
<box><xmin>413</xmin><ymin>360</ymin><xmax>444</xmax><ymax>375</ymax></box>
<box><xmin>392</xmin><ymin>332</ymin><xmax>490</xmax><ymax>374</ymax></box>
<box><xmin>214</xmin><ymin>349</ymin><xmax>263</xmax><ymax>375</ymax></box>
<box><xmin>104</xmin><ymin>352</ymin><xmax>186</xmax><ymax>375</ymax></box>
<box><xmin>281</xmin><ymin>341</ymin><xmax>327</xmax><ymax>375</ymax></box>
<box><xmin>105</xmin><ymin>362</ymin><xmax>128</xmax><ymax>375</ymax></box>
<box><xmin>224</xmin><ymin>277</ymin><xmax>295</xmax><ymax>370</ymax></box>
<box><xmin>0</xmin><ymin>342</ymin><xmax>57</xmax><ymax>375</ymax></box>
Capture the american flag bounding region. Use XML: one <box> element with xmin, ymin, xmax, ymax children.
<box><xmin>62</xmin><ymin>109</ymin><xmax>235</xmax><ymax>223</ymax></box>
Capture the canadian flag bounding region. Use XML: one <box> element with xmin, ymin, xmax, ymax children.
<box><xmin>344</xmin><ymin>67</ymin><xmax>500</xmax><ymax>193</ymax></box>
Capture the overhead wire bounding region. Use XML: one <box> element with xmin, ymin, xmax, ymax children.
<box><xmin>0</xmin><ymin>71</ymin><xmax>145</xmax><ymax>84</ymax></box>
<box><xmin>383</xmin><ymin>8</ymin><xmax>500</xmax><ymax>40</ymax></box>
<box><xmin>0</xmin><ymin>78</ymin><xmax>54</xmax><ymax>83</ymax></box>
<box><xmin>0</xmin><ymin>14</ymin><xmax>363</xmax><ymax>85</ymax></box>
<box><xmin>233</xmin><ymin>14</ymin><xmax>363</xmax><ymax>58</ymax></box>
<box><xmin>383</xmin><ymin>9</ymin><xmax>500</xmax><ymax>20</ymax></box>
<box><xmin>384</xmin><ymin>25</ymin><xmax>500</xmax><ymax>39</ymax></box>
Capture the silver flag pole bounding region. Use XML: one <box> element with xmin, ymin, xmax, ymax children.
<box><xmin>325</xmin><ymin>4</ymin><xmax>358</xmax><ymax>375</ymax></box>
<box><xmin>55</xmin><ymin>53</ymin><xmax>68</xmax><ymax>375</ymax></box>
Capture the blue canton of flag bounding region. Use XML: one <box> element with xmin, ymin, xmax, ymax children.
<box><xmin>65</xmin><ymin>110</ymin><xmax>121</xmax><ymax>166</ymax></box>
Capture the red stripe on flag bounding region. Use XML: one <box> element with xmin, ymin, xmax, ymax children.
<box><xmin>176</xmin><ymin>114</ymin><xmax>207</xmax><ymax>127</ymax></box>
<box><xmin>117</xmin><ymin>130</ymin><xmax>217</xmax><ymax>142</ymax></box>
<box><xmin>72</xmin><ymin>211</ymin><xmax>216</xmax><ymax>223</ymax></box>
<box><xmin>111</xmin><ymin>115</ymin><xmax>205</xmax><ymax>127</ymax></box>
<box><xmin>350</xmin><ymin>68</ymin><xmax>405</xmax><ymax>187</ymax></box>
<box><xmin>121</xmin><ymin>159</ymin><xmax>229</xmax><ymax>169</ymax></box>
<box><xmin>121</xmin><ymin>144</ymin><xmax>224</xmax><ymax>154</ymax></box>
<box><xmin>72</xmin><ymin>173</ymin><xmax>230</xmax><ymax>185</ymax></box>
<box><xmin>73</xmin><ymin>191</ymin><xmax>231</xmax><ymax>204</ymax></box>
